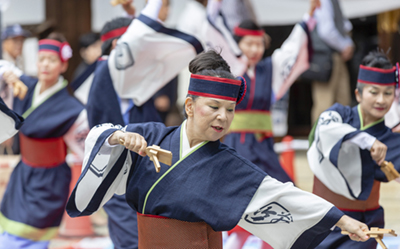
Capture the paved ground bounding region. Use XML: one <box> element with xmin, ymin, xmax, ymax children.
<box><xmin>1</xmin><ymin>149</ymin><xmax>400</xmax><ymax>249</ymax></box>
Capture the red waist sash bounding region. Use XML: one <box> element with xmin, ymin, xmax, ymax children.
<box><xmin>313</xmin><ymin>176</ymin><xmax>380</xmax><ymax>212</ymax></box>
<box><xmin>20</xmin><ymin>133</ymin><xmax>66</xmax><ymax>168</ymax></box>
<box><xmin>137</xmin><ymin>213</ymin><xmax>222</xmax><ymax>248</ymax></box>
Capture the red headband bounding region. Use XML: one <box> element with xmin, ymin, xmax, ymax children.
<box><xmin>101</xmin><ymin>26</ymin><xmax>129</xmax><ymax>42</ymax></box>
<box><xmin>38</xmin><ymin>39</ymin><xmax>72</xmax><ymax>62</ymax></box>
<box><xmin>234</xmin><ymin>26</ymin><xmax>264</xmax><ymax>37</ymax></box>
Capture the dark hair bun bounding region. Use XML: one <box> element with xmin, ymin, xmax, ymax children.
<box><xmin>189</xmin><ymin>50</ymin><xmax>232</xmax><ymax>75</ymax></box>
<box><xmin>362</xmin><ymin>50</ymin><xmax>393</xmax><ymax>69</ymax></box>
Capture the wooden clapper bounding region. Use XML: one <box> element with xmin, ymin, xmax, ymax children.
<box><xmin>145</xmin><ymin>145</ymin><xmax>173</xmax><ymax>173</ymax></box>
<box><xmin>380</xmin><ymin>161</ymin><xmax>400</xmax><ymax>181</ymax></box>
<box><xmin>11</xmin><ymin>80</ymin><xmax>27</xmax><ymax>100</ymax></box>
<box><xmin>341</xmin><ymin>227</ymin><xmax>397</xmax><ymax>249</ymax></box>
<box><xmin>119</xmin><ymin>139</ymin><xmax>172</xmax><ymax>173</ymax></box>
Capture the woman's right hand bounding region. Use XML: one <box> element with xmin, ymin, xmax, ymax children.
<box><xmin>370</xmin><ymin>139</ymin><xmax>387</xmax><ymax>166</ymax></box>
<box><xmin>3</xmin><ymin>70</ymin><xmax>19</xmax><ymax>85</ymax></box>
<box><xmin>335</xmin><ymin>215</ymin><xmax>369</xmax><ymax>242</ymax></box>
<box><xmin>109</xmin><ymin>130</ymin><xmax>148</xmax><ymax>156</ymax></box>
<box><xmin>3</xmin><ymin>70</ymin><xmax>27</xmax><ymax>100</ymax></box>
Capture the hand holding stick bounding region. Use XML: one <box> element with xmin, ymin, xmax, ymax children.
<box><xmin>3</xmin><ymin>70</ymin><xmax>27</xmax><ymax>100</ymax></box>
<box><xmin>119</xmin><ymin>138</ymin><xmax>172</xmax><ymax>173</ymax></box>
<box><xmin>342</xmin><ymin>227</ymin><xmax>397</xmax><ymax>249</ymax></box>
<box><xmin>13</xmin><ymin>80</ymin><xmax>28</xmax><ymax>100</ymax></box>
<box><xmin>370</xmin><ymin>141</ymin><xmax>399</xmax><ymax>181</ymax></box>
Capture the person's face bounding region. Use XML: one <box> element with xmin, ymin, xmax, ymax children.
<box><xmin>37</xmin><ymin>51</ymin><xmax>67</xmax><ymax>85</ymax></box>
<box><xmin>3</xmin><ymin>36</ymin><xmax>25</xmax><ymax>59</ymax></box>
<box><xmin>82</xmin><ymin>40</ymin><xmax>102</xmax><ymax>64</ymax></box>
<box><xmin>186</xmin><ymin>97</ymin><xmax>235</xmax><ymax>142</ymax></box>
<box><xmin>355</xmin><ymin>84</ymin><xmax>395</xmax><ymax>122</ymax></box>
<box><xmin>158</xmin><ymin>0</ymin><xmax>170</xmax><ymax>22</ymax></box>
<box><xmin>239</xmin><ymin>35</ymin><xmax>265</xmax><ymax>67</ymax></box>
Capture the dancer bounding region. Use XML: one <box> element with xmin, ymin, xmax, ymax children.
<box><xmin>0</xmin><ymin>97</ymin><xmax>23</xmax><ymax>143</ymax></box>
<box><xmin>308</xmin><ymin>51</ymin><xmax>400</xmax><ymax>249</ymax></box>
<box><xmin>73</xmin><ymin>0</ymin><xmax>203</xmax><ymax>248</ymax></box>
<box><xmin>221</xmin><ymin>0</ymin><xmax>319</xmax><ymax>183</ymax></box>
<box><xmin>67</xmin><ymin>50</ymin><xmax>369</xmax><ymax>249</ymax></box>
<box><xmin>0</xmin><ymin>35</ymin><xmax>88</xmax><ymax>249</ymax></box>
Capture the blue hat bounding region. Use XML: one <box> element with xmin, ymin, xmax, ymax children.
<box><xmin>188</xmin><ymin>74</ymin><xmax>247</xmax><ymax>104</ymax></box>
<box><xmin>2</xmin><ymin>24</ymin><xmax>30</xmax><ymax>40</ymax></box>
<box><xmin>358</xmin><ymin>65</ymin><xmax>398</xmax><ymax>87</ymax></box>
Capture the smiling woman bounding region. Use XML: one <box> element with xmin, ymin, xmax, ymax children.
<box><xmin>308</xmin><ymin>51</ymin><xmax>400</xmax><ymax>249</ymax></box>
<box><xmin>0</xmin><ymin>34</ymin><xmax>88</xmax><ymax>249</ymax></box>
<box><xmin>67</xmin><ymin>50</ymin><xmax>370</xmax><ymax>249</ymax></box>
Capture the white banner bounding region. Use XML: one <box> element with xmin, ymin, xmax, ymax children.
<box><xmin>252</xmin><ymin>0</ymin><xmax>400</xmax><ymax>25</ymax></box>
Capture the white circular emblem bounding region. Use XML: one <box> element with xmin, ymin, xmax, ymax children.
<box><xmin>61</xmin><ymin>43</ymin><xmax>72</xmax><ymax>61</ymax></box>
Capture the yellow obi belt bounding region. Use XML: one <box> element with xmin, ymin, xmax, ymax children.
<box><xmin>229</xmin><ymin>110</ymin><xmax>273</xmax><ymax>139</ymax></box>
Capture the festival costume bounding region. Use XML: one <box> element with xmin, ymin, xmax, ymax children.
<box><xmin>223</xmin><ymin>17</ymin><xmax>314</xmax><ymax>183</ymax></box>
<box><xmin>0</xmin><ymin>41</ymin><xmax>88</xmax><ymax>248</ymax></box>
<box><xmin>67</xmin><ymin>74</ymin><xmax>344</xmax><ymax>249</ymax></box>
<box><xmin>71</xmin><ymin>2</ymin><xmax>204</xmax><ymax>248</ymax></box>
<box><xmin>308</xmin><ymin>65</ymin><xmax>400</xmax><ymax>249</ymax></box>
<box><xmin>0</xmin><ymin>96</ymin><xmax>23</xmax><ymax>143</ymax></box>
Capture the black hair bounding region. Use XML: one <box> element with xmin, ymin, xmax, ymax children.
<box><xmin>189</xmin><ymin>50</ymin><xmax>234</xmax><ymax>78</ymax></box>
<box><xmin>233</xmin><ymin>19</ymin><xmax>262</xmax><ymax>44</ymax></box>
<box><xmin>184</xmin><ymin>50</ymin><xmax>236</xmax><ymax>118</ymax></box>
<box><xmin>100</xmin><ymin>17</ymin><xmax>132</xmax><ymax>55</ymax></box>
<box><xmin>79</xmin><ymin>32</ymin><xmax>100</xmax><ymax>48</ymax></box>
<box><xmin>357</xmin><ymin>50</ymin><xmax>393</xmax><ymax>92</ymax></box>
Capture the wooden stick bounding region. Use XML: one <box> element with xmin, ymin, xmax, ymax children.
<box><xmin>341</xmin><ymin>228</ymin><xmax>397</xmax><ymax>237</ymax></box>
<box><xmin>370</xmin><ymin>147</ymin><xmax>400</xmax><ymax>181</ymax></box>
<box><xmin>13</xmin><ymin>80</ymin><xmax>28</xmax><ymax>100</ymax></box>
<box><xmin>341</xmin><ymin>227</ymin><xmax>397</xmax><ymax>249</ymax></box>
<box><xmin>147</xmin><ymin>149</ymin><xmax>161</xmax><ymax>172</ymax></box>
<box><xmin>119</xmin><ymin>139</ymin><xmax>172</xmax><ymax>173</ymax></box>
<box><xmin>380</xmin><ymin>161</ymin><xmax>400</xmax><ymax>181</ymax></box>
<box><xmin>376</xmin><ymin>237</ymin><xmax>387</xmax><ymax>249</ymax></box>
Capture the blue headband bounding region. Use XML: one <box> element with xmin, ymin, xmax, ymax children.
<box><xmin>358</xmin><ymin>64</ymin><xmax>398</xmax><ymax>86</ymax></box>
<box><xmin>188</xmin><ymin>74</ymin><xmax>247</xmax><ymax>104</ymax></box>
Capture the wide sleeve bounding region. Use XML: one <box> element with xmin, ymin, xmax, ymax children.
<box><xmin>270</xmin><ymin>16</ymin><xmax>314</xmax><ymax>100</ymax></box>
<box><xmin>307</xmin><ymin>104</ymin><xmax>376</xmax><ymax>200</ymax></box>
<box><xmin>0</xmin><ymin>60</ymin><xmax>24</xmax><ymax>108</ymax></box>
<box><xmin>385</xmin><ymin>91</ymin><xmax>400</xmax><ymax>131</ymax></box>
<box><xmin>109</xmin><ymin>0</ymin><xmax>203</xmax><ymax>106</ymax></box>
<box><xmin>0</xmin><ymin>96</ymin><xmax>23</xmax><ymax>143</ymax></box>
<box><xmin>0</xmin><ymin>60</ymin><xmax>23</xmax><ymax>78</ymax></box>
<box><xmin>66</xmin><ymin>123</ymin><xmax>132</xmax><ymax>217</ymax></box>
<box><xmin>238</xmin><ymin>176</ymin><xmax>343</xmax><ymax>249</ymax></box>
<box><xmin>200</xmin><ymin>0</ymin><xmax>247</xmax><ymax>76</ymax></box>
